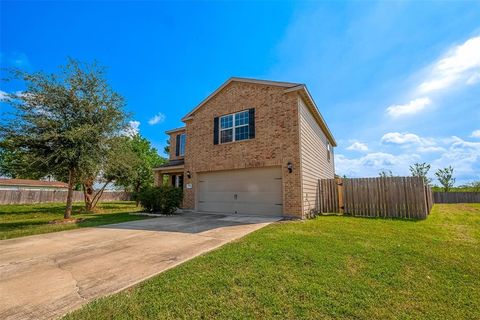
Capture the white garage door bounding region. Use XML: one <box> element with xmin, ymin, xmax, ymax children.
<box><xmin>197</xmin><ymin>167</ymin><xmax>283</xmax><ymax>216</ymax></box>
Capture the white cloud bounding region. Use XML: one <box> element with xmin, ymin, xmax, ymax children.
<box><xmin>466</xmin><ymin>72</ymin><xmax>480</xmax><ymax>85</ymax></box>
<box><xmin>336</xmin><ymin>135</ymin><xmax>479</xmax><ymax>184</ymax></box>
<box><xmin>346</xmin><ymin>141</ymin><xmax>368</xmax><ymax>152</ymax></box>
<box><xmin>381</xmin><ymin>132</ymin><xmax>432</xmax><ymax>146</ymax></box>
<box><xmin>418</xmin><ymin>36</ymin><xmax>480</xmax><ymax>93</ymax></box>
<box><xmin>0</xmin><ymin>90</ymin><xmax>31</xmax><ymax>102</ymax></box>
<box><xmin>381</xmin><ymin>132</ymin><xmax>446</xmax><ymax>154</ymax></box>
<box><xmin>416</xmin><ymin>146</ymin><xmax>446</xmax><ymax>153</ymax></box>
<box><xmin>470</xmin><ymin>129</ymin><xmax>480</xmax><ymax>138</ymax></box>
<box><xmin>432</xmin><ymin>136</ymin><xmax>480</xmax><ymax>182</ymax></box>
<box><xmin>0</xmin><ymin>90</ymin><xmax>8</xmax><ymax>101</ymax></box>
<box><xmin>335</xmin><ymin>152</ymin><xmax>419</xmax><ymax>178</ymax></box>
<box><xmin>386</xmin><ymin>36</ymin><xmax>480</xmax><ymax>119</ymax></box>
<box><xmin>386</xmin><ymin>97</ymin><xmax>431</xmax><ymax>117</ymax></box>
<box><xmin>148</xmin><ymin>112</ymin><xmax>166</xmax><ymax>125</ymax></box>
<box><xmin>123</xmin><ymin>120</ymin><xmax>140</xmax><ymax>137</ymax></box>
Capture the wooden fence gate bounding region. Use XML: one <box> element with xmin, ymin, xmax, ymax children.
<box><xmin>318</xmin><ymin>177</ymin><xmax>433</xmax><ymax>219</ymax></box>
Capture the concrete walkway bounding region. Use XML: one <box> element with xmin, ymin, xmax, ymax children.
<box><xmin>0</xmin><ymin>212</ymin><xmax>280</xmax><ymax>320</ymax></box>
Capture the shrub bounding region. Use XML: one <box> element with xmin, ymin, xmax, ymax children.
<box><xmin>137</xmin><ymin>185</ymin><xmax>183</xmax><ymax>214</ymax></box>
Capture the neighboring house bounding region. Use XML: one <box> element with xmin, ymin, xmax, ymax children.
<box><xmin>0</xmin><ymin>178</ymin><xmax>69</xmax><ymax>191</ymax></box>
<box><xmin>154</xmin><ymin>77</ymin><xmax>336</xmax><ymax>219</ymax></box>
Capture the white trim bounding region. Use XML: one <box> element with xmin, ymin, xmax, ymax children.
<box><xmin>219</xmin><ymin>110</ymin><xmax>249</xmax><ymax>144</ymax></box>
<box><xmin>296</xmin><ymin>96</ymin><xmax>304</xmax><ymax>218</ymax></box>
<box><xmin>284</xmin><ymin>84</ymin><xmax>305</xmax><ymax>93</ymax></box>
<box><xmin>165</xmin><ymin>127</ymin><xmax>186</xmax><ymax>134</ymax></box>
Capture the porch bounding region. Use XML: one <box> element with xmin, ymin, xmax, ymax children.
<box><xmin>153</xmin><ymin>159</ymin><xmax>185</xmax><ymax>189</ymax></box>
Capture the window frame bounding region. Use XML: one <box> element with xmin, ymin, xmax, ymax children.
<box><xmin>326</xmin><ymin>141</ymin><xmax>331</xmax><ymax>162</ymax></box>
<box><xmin>219</xmin><ymin>110</ymin><xmax>250</xmax><ymax>144</ymax></box>
<box><xmin>179</xmin><ymin>133</ymin><xmax>186</xmax><ymax>156</ymax></box>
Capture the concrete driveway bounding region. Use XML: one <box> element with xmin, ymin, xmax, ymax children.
<box><xmin>0</xmin><ymin>212</ymin><xmax>280</xmax><ymax>320</ymax></box>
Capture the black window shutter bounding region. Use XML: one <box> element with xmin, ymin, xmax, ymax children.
<box><xmin>175</xmin><ymin>134</ymin><xmax>180</xmax><ymax>156</ymax></box>
<box><xmin>213</xmin><ymin>117</ymin><xmax>219</xmax><ymax>145</ymax></box>
<box><xmin>248</xmin><ymin>108</ymin><xmax>255</xmax><ymax>139</ymax></box>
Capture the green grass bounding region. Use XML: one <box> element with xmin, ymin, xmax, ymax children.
<box><xmin>64</xmin><ymin>204</ymin><xmax>480</xmax><ymax>320</ymax></box>
<box><xmin>0</xmin><ymin>201</ymin><xmax>147</xmax><ymax>240</ymax></box>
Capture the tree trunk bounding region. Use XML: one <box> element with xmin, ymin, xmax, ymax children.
<box><xmin>135</xmin><ymin>182</ymin><xmax>141</xmax><ymax>207</ymax></box>
<box><xmin>65</xmin><ymin>168</ymin><xmax>75</xmax><ymax>219</ymax></box>
<box><xmin>91</xmin><ymin>181</ymin><xmax>110</xmax><ymax>210</ymax></box>
<box><xmin>83</xmin><ymin>178</ymin><xmax>95</xmax><ymax>212</ymax></box>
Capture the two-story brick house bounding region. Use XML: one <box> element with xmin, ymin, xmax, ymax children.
<box><xmin>154</xmin><ymin>77</ymin><xmax>336</xmax><ymax>219</ymax></box>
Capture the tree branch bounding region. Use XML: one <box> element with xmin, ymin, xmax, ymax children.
<box><xmin>91</xmin><ymin>180</ymin><xmax>111</xmax><ymax>209</ymax></box>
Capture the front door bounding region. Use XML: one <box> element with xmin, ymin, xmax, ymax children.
<box><xmin>172</xmin><ymin>174</ymin><xmax>184</xmax><ymax>189</ymax></box>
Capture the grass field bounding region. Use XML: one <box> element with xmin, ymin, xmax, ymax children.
<box><xmin>64</xmin><ymin>203</ymin><xmax>480</xmax><ymax>320</ymax></box>
<box><xmin>431</xmin><ymin>186</ymin><xmax>480</xmax><ymax>192</ymax></box>
<box><xmin>0</xmin><ymin>201</ymin><xmax>146</xmax><ymax>240</ymax></box>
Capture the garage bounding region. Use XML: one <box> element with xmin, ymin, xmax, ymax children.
<box><xmin>197</xmin><ymin>167</ymin><xmax>283</xmax><ymax>216</ymax></box>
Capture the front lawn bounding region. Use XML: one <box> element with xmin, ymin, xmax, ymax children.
<box><xmin>65</xmin><ymin>203</ymin><xmax>480</xmax><ymax>319</ymax></box>
<box><xmin>0</xmin><ymin>201</ymin><xmax>147</xmax><ymax>240</ymax></box>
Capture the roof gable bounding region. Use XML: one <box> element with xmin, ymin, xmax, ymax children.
<box><xmin>181</xmin><ymin>77</ymin><xmax>300</xmax><ymax>121</ymax></box>
<box><xmin>181</xmin><ymin>77</ymin><xmax>336</xmax><ymax>147</ymax></box>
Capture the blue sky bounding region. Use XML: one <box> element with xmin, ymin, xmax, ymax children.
<box><xmin>1</xmin><ymin>1</ymin><xmax>479</xmax><ymax>184</ymax></box>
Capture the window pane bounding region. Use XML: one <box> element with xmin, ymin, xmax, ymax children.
<box><xmin>179</xmin><ymin>133</ymin><xmax>186</xmax><ymax>156</ymax></box>
<box><xmin>220</xmin><ymin>129</ymin><xmax>233</xmax><ymax>143</ymax></box>
<box><xmin>235</xmin><ymin>111</ymin><xmax>249</xmax><ymax>126</ymax></box>
<box><xmin>235</xmin><ymin>125</ymin><xmax>249</xmax><ymax>141</ymax></box>
<box><xmin>220</xmin><ymin>115</ymin><xmax>233</xmax><ymax>129</ymax></box>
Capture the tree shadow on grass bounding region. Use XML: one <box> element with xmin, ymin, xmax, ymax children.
<box><xmin>0</xmin><ymin>212</ymin><xmax>145</xmax><ymax>238</ymax></box>
<box><xmin>0</xmin><ymin>202</ymin><xmax>137</xmax><ymax>216</ymax></box>
<box><xmin>0</xmin><ymin>204</ymin><xmax>83</xmax><ymax>215</ymax></box>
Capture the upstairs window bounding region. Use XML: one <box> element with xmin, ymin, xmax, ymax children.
<box><xmin>220</xmin><ymin>110</ymin><xmax>250</xmax><ymax>143</ymax></box>
<box><xmin>175</xmin><ymin>133</ymin><xmax>186</xmax><ymax>157</ymax></box>
<box><xmin>179</xmin><ymin>133</ymin><xmax>186</xmax><ymax>156</ymax></box>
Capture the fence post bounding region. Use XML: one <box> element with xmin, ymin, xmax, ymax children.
<box><xmin>336</xmin><ymin>178</ymin><xmax>344</xmax><ymax>214</ymax></box>
<box><xmin>317</xmin><ymin>179</ymin><xmax>323</xmax><ymax>214</ymax></box>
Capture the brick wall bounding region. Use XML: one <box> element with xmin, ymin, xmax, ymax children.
<box><xmin>182</xmin><ymin>81</ymin><xmax>303</xmax><ymax>218</ymax></box>
<box><xmin>167</xmin><ymin>129</ymin><xmax>185</xmax><ymax>161</ymax></box>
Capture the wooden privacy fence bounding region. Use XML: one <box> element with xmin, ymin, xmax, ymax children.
<box><xmin>318</xmin><ymin>177</ymin><xmax>433</xmax><ymax>219</ymax></box>
<box><xmin>433</xmin><ymin>192</ymin><xmax>480</xmax><ymax>203</ymax></box>
<box><xmin>0</xmin><ymin>190</ymin><xmax>131</xmax><ymax>205</ymax></box>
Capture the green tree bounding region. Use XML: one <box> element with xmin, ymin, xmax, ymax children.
<box><xmin>119</xmin><ymin>134</ymin><xmax>166</xmax><ymax>203</ymax></box>
<box><xmin>0</xmin><ymin>59</ymin><xmax>128</xmax><ymax>218</ymax></box>
<box><xmin>409</xmin><ymin>162</ymin><xmax>432</xmax><ymax>185</ymax></box>
<box><xmin>0</xmin><ymin>146</ymin><xmax>45</xmax><ymax>179</ymax></box>
<box><xmin>164</xmin><ymin>139</ymin><xmax>170</xmax><ymax>156</ymax></box>
<box><xmin>379</xmin><ymin>169</ymin><xmax>393</xmax><ymax>178</ymax></box>
<box><xmin>435</xmin><ymin>166</ymin><xmax>455</xmax><ymax>192</ymax></box>
<box><xmin>82</xmin><ymin>136</ymin><xmax>140</xmax><ymax>211</ymax></box>
<box><xmin>467</xmin><ymin>181</ymin><xmax>480</xmax><ymax>192</ymax></box>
